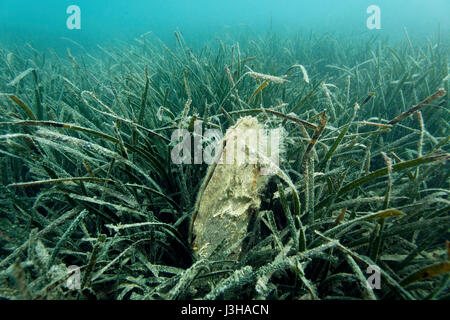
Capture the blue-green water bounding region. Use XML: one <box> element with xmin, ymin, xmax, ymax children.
<box><xmin>1</xmin><ymin>0</ymin><xmax>450</xmax><ymax>49</ymax></box>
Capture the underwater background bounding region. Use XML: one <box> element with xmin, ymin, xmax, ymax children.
<box><xmin>0</xmin><ymin>0</ymin><xmax>449</xmax><ymax>300</ymax></box>
<box><xmin>1</xmin><ymin>0</ymin><xmax>450</xmax><ymax>48</ymax></box>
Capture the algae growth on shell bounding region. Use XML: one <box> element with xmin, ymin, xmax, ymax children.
<box><xmin>190</xmin><ymin>116</ymin><xmax>283</xmax><ymax>260</ymax></box>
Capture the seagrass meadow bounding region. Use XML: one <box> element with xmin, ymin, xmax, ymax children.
<box><xmin>0</xmin><ymin>29</ymin><xmax>449</xmax><ymax>300</ymax></box>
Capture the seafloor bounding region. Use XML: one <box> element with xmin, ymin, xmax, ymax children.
<box><xmin>0</xmin><ymin>30</ymin><xmax>449</xmax><ymax>299</ymax></box>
